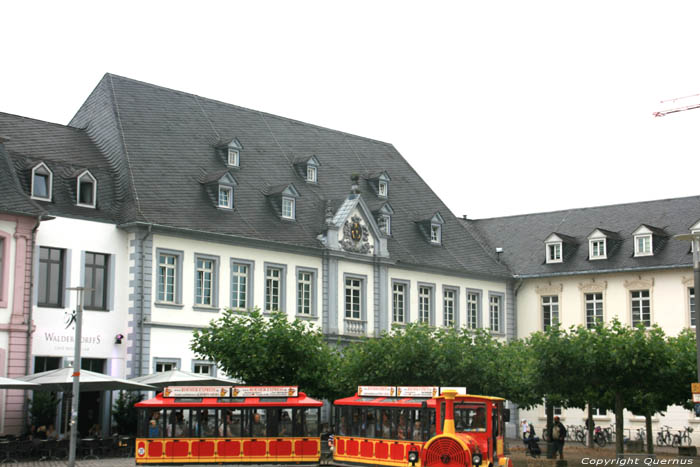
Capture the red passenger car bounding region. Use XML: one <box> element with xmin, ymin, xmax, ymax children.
<box><xmin>135</xmin><ymin>386</ymin><xmax>322</xmax><ymax>464</ymax></box>
<box><xmin>333</xmin><ymin>386</ymin><xmax>512</xmax><ymax>467</ymax></box>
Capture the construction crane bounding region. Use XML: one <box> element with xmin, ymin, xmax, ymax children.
<box><xmin>653</xmin><ymin>93</ymin><xmax>700</xmax><ymax>117</ymax></box>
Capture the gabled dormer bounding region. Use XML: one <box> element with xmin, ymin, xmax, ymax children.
<box><xmin>373</xmin><ymin>202</ymin><xmax>394</xmax><ymax>236</ymax></box>
<box><xmin>417</xmin><ymin>212</ymin><xmax>445</xmax><ymax>245</ymax></box>
<box><xmin>586</xmin><ymin>228</ymin><xmax>621</xmax><ymax>260</ymax></box>
<box><xmin>366</xmin><ymin>170</ymin><xmax>391</xmax><ymax>198</ymax></box>
<box><xmin>216</xmin><ymin>138</ymin><xmax>243</xmax><ymax>168</ymax></box>
<box><xmin>544</xmin><ymin>232</ymin><xmax>577</xmax><ymax>264</ymax></box>
<box><xmin>31</xmin><ymin>162</ymin><xmax>53</xmax><ymax>202</ymax></box>
<box><xmin>76</xmin><ymin>169</ymin><xmax>97</xmax><ymax>208</ymax></box>
<box><xmin>632</xmin><ymin>224</ymin><xmax>668</xmax><ymax>257</ymax></box>
<box><xmin>265</xmin><ymin>183</ymin><xmax>300</xmax><ymax>221</ymax></box>
<box><xmin>293</xmin><ymin>155</ymin><xmax>320</xmax><ymax>183</ymax></box>
<box><xmin>200</xmin><ymin>170</ymin><xmax>238</xmax><ymax>210</ymax></box>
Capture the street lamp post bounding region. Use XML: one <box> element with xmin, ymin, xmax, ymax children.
<box><xmin>66</xmin><ymin>286</ymin><xmax>85</xmax><ymax>467</ymax></box>
<box><xmin>675</xmin><ymin>234</ymin><xmax>700</xmax><ymax>380</ymax></box>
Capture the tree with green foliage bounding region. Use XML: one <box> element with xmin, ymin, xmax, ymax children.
<box><xmin>112</xmin><ymin>390</ymin><xmax>143</xmax><ymax>435</ymax></box>
<box><xmin>191</xmin><ymin>308</ymin><xmax>342</xmax><ymax>400</ymax></box>
<box><xmin>28</xmin><ymin>391</ymin><xmax>58</xmax><ymax>428</ymax></box>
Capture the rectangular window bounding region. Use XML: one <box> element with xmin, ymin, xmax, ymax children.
<box><xmin>690</xmin><ymin>287</ymin><xmax>696</xmax><ymax>327</ymax></box>
<box><xmin>193</xmin><ymin>363</ymin><xmax>213</xmax><ymax>375</ymax></box>
<box><xmin>84</xmin><ymin>252</ymin><xmax>109</xmax><ymax>310</ymax></box>
<box><xmin>297</xmin><ymin>271</ymin><xmax>312</xmax><ymax>316</ymax></box>
<box><xmin>489</xmin><ymin>295</ymin><xmax>502</xmax><ymax>333</ymax></box>
<box><xmin>345</xmin><ymin>278</ymin><xmax>362</xmax><ymax>319</ymax></box>
<box><xmin>590</xmin><ymin>239</ymin><xmax>606</xmax><ymax>259</ymax></box>
<box><xmin>585</xmin><ymin>293</ymin><xmax>604</xmax><ymax>329</ymax></box>
<box><xmin>380</xmin><ymin>215</ymin><xmax>391</xmax><ymax>235</ymax></box>
<box><xmin>158</xmin><ymin>253</ymin><xmax>177</xmax><ymax>303</ymax></box>
<box><xmin>430</xmin><ymin>225</ymin><xmax>441</xmax><ymax>244</ymax></box>
<box><xmin>547</xmin><ymin>243</ymin><xmax>562</xmax><ymax>262</ymax></box>
<box><xmin>228</xmin><ymin>148</ymin><xmax>239</xmax><ymax>167</ymax></box>
<box><xmin>38</xmin><ymin>247</ymin><xmax>64</xmax><ymax>307</ymax></box>
<box><xmin>266</xmin><ymin>267</ymin><xmax>282</xmax><ymax>312</ymax></box>
<box><xmin>593</xmin><ymin>407</ymin><xmax>607</xmax><ymax>416</ymax></box>
<box><xmin>282</xmin><ymin>197</ymin><xmax>295</xmax><ymax>219</ymax></box>
<box><xmin>196</xmin><ymin>258</ymin><xmax>214</xmax><ymax>306</ymax></box>
<box><xmin>466</xmin><ymin>292</ymin><xmax>480</xmax><ymax>329</ymax></box>
<box><xmin>542</xmin><ymin>295</ymin><xmax>559</xmax><ymax>329</ymax></box>
<box><xmin>218</xmin><ymin>186</ymin><xmax>233</xmax><ymax>209</ymax></box>
<box><xmin>155</xmin><ymin>361</ymin><xmax>177</xmax><ymax>372</ymax></box>
<box><xmin>378</xmin><ymin>181</ymin><xmax>388</xmax><ymax>197</ymax></box>
<box><xmin>392</xmin><ymin>283</ymin><xmax>406</xmax><ymax>323</ymax></box>
<box><xmin>631</xmin><ymin>290</ymin><xmax>651</xmax><ymax>327</ymax></box>
<box><xmin>231</xmin><ymin>263</ymin><xmax>249</xmax><ymax>310</ymax></box>
<box><xmin>443</xmin><ymin>289</ymin><xmax>455</xmax><ymax>327</ymax></box>
<box><xmin>418</xmin><ymin>286</ymin><xmax>431</xmax><ymax>324</ymax></box>
<box><xmin>635</xmin><ymin>235</ymin><xmax>652</xmax><ymax>256</ymax></box>
<box><xmin>553</xmin><ymin>406</ymin><xmax>562</xmax><ymax>416</ymax></box>
<box><xmin>34</xmin><ymin>356</ymin><xmax>61</xmax><ymax>373</ymax></box>
<box><xmin>307</xmin><ymin>166</ymin><xmax>317</xmax><ymax>182</ymax></box>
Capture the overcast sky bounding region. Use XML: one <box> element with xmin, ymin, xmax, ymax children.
<box><xmin>2</xmin><ymin>1</ymin><xmax>700</xmax><ymax>219</ymax></box>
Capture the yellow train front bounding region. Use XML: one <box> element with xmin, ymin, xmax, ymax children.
<box><xmin>333</xmin><ymin>386</ymin><xmax>512</xmax><ymax>467</ymax></box>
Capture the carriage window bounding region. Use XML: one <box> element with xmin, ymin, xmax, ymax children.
<box><xmin>397</xmin><ymin>409</ymin><xmax>410</xmax><ymax>440</ymax></box>
<box><xmin>193</xmin><ymin>408</ymin><xmax>217</xmax><ymax>437</ymax></box>
<box><xmin>247</xmin><ymin>408</ymin><xmax>266</xmax><ymax>437</ymax></box>
<box><xmin>363</xmin><ymin>409</ymin><xmax>377</xmax><ymax>438</ymax></box>
<box><xmin>221</xmin><ymin>408</ymin><xmax>242</xmax><ymax>437</ymax></box>
<box><xmin>351</xmin><ymin>408</ymin><xmax>363</xmax><ymax>436</ymax></box>
<box><xmin>449</xmin><ymin>403</ymin><xmax>487</xmax><ymax>433</ymax></box>
<box><xmin>337</xmin><ymin>407</ymin><xmax>351</xmax><ymax>436</ymax></box>
<box><xmin>146</xmin><ymin>409</ymin><xmax>165</xmax><ymax>438</ymax></box>
<box><xmin>165</xmin><ymin>409</ymin><xmax>190</xmax><ymax>437</ymax></box>
<box><xmin>379</xmin><ymin>409</ymin><xmax>394</xmax><ymax>439</ymax></box>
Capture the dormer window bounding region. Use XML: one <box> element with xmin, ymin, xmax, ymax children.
<box><xmin>228</xmin><ymin>148</ymin><xmax>240</xmax><ymax>167</ymax></box>
<box><xmin>589</xmin><ymin>239</ymin><xmax>606</xmax><ymax>259</ymax></box>
<box><xmin>380</xmin><ymin>215</ymin><xmax>391</xmax><ymax>235</ymax></box>
<box><xmin>378</xmin><ymin>180</ymin><xmax>388</xmax><ymax>197</ymax></box>
<box><xmin>366</xmin><ymin>170</ymin><xmax>391</xmax><ymax>198</ymax></box>
<box><xmin>547</xmin><ymin>242</ymin><xmax>562</xmax><ymax>263</ymax></box>
<box><xmin>420</xmin><ymin>212</ymin><xmax>445</xmax><ymax>245</ymax></box>
<box><xmin>635</xmin><ymin>234</ymin><xmax>652</xmax><ymax>256</ymax></box>
<box><xmin>430</xmin><ymin>224</ymin><xmax>441</xmax><ymax>244</ymax></box>
<box><xmin>307</xmin><ymin>166</ymin><xmax>317</xmax><ymax>183</ymax></box>
<box><xmin>31</xmin><ymin>162</ymin><xmax>52</xmax><ymax>201</ymax></box>
<box><xmin>282</xmin><ymin>197</ymin><xmax>295</xmax><ymax>220</ymax></box>
<box><xmin>76</xmin><ymin>170</ymin><xmax>97</xmax><ymax>208</ymax></box>
<box><xmin>217</xmin><ymin>138</ymin><xmax>243</xmax><ymax>168</ymax></box>
<box><xmin>218</xmin><ymin>185</ymin><xmax>233</xmax><ymax>209</ymax></box>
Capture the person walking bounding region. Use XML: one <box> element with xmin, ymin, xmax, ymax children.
<box><xmin>552</xmin><ymin>416</ymin><xmax>567</xmax><ymax>460</ymax></box>
<box><xmin>521</xmin><ymin>419</ymin><xmax>529</xmax><ymax>439</ymax></box>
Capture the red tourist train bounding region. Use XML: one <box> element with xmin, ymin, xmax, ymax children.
<box><xmin>333</xmin><ymin>386</ymin><xmax>512</xmax><ymax>467</ymax></box>
<box><xmin>134</xmin><ymin>386</ymin><xmax>322</xmax><ymax>464</ymax></box>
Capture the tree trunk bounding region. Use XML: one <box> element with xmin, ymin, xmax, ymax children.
<box><xmin>587</xmin><ymin>403</ymin><xmax>594</xmax><ymax>448</ymax></box>
<box><xmin>645</xmin><ymin>413</ymin><xmax>653</xmax><ymax>454</ymax></box>
<box><xmin>615</xmin><ymin>392</ymin><xmax>624</xmax><ymax>454</ymax></box>
<box><xmin>546</xmin><ymin>403</ymin><xmax>554</xmax><ymax>458</ymax></box>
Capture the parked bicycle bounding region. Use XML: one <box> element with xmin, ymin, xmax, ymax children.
<box><xmin>656</xmin><ymin>425</ymin><xmax>673</xmax><ymax>447</ymax></box>
<box><xmin>635</xmin><ymin>428</ymin><xmax>646</xmax><ymax>446</ymax></box>
<box><xmin>672</xmin><ymin>426</ymin><xmax>693</xmax><ymax>447</ymax></box>
<box><xmin>603</xmin><ymin>425</ymin><xmax>615</xmax><ymax>443</ymax></box>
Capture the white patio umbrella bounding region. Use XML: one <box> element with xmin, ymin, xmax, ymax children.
<box><xmin>18</xmin><ymin>368</ymin><xmax>157</xmax><ymax>392</ymax></box>
<box><xmin>0</xmin><ymin>375</ymin><xmax>40</xmax><ymax>389</ymax></box>
<box><xmin>129</xmin><ymin>369</ymin><xmax>237</xmax><ymax>389</ymax></box>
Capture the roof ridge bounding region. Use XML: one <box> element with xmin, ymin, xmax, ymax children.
<box><xmin>471</xmin><ymin>194</ymin><xmax>700</xmax><ymax>222</ymax></box>
<box><xmin>103</xmin><ymin>73</ymin><xmax>396</xmax><ymax>148</ymax></box>
<box><xmin>0</xmin><ymin>111</ymin><xmax>87</xmax><ymax>133</ymax></box>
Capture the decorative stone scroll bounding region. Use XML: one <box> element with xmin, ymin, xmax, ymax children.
<box><xmin>578</xmin><ymin>280</ymin><xmax>607</xmax><ymax>293</ymax></box>
<box><xmin>535</xmin><ymin>283</ymin><xmax>563</xmax><ymax>296</ymax></box>
<box><xmin>623</xmin><ymin>278</ymin><xmax>654</xmax><ymax>290</ymax></box>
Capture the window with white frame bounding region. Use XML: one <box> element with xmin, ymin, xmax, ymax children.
<box><xmin>379</xmin><ymin>215</ymin><xmax>391</xmax><ymax>235</ymax></box>
<box><xmin>345</xmin><ymin>278</ymin><xmax>362</xmax><ymax>319</ymax></box>
<box><xmin>228</xmin><ymin>148</ymin><xmax>240</xmax><ymax>167</ymax></box>
<box><xmin>631</xmin><ymin>290</ymin><xmax>651</xmax><ymax>327</ymax></box>
<box><xmin>443</xmin><ymin>289</ymin><xmax>456</xmax><ymax>327</ymax></box>
<box><xmin>547</xmin><ymin>242</ymin><xmax>562</xmax><ymax>263</ymax></box>
<box><xmin>418</xmin><ymin>286</ymin><xmax>432</xmax><ymax>324</ymax></box>
<box><xmin>553</xmin><ymin>406</ymin><xmax>562</xmax><ymax>416</ymax></box>
<box><xmin>589</xmin><ymin>239</ymin><xmax>606</xmax><ymax>259</ymax></box>
<box><xmin>585</xmin><ymin>293</ymin><xmax>604</xmax><ymax>329</ymax></box>
<box><xmin>155</xmin><ymin>361</ymin><xmax>177</xmax><ymax>372</ymax></box>
<box><xmin>195</xmin><ymin>258</ymin><xmax>215</xmax><ymax>306</ymax></box>
<box><xmin>31</xmin><ymin>163</ymin><xmax>52</xmax><ymax>201</ymax></box>
<box><xmin>430</xmin><ymin>224</ymin><xmax>441</xmax><ymax>244</ymax></box>
<box><xmin>635</xmin><ymin>235</ymin><xmax>652</xmax><ymax>256</ymax></box>
<box><xmin>231</xmin><ymin>263</ymin><xmax>249</xmax><ymax>310</ymax></box>
<box><xmin>593</xmin><ymin>407</ymin><xmax>607</xmax><ymax>417</ymax></box>
<box><xmin>158</xmin><ymin>253</ymin><xmax>177</xmax><ymax>303</ymax></box>
<box><xmin>392</xmin><ymin>282</ymin><xmax>406</xmax><ymax>323</ymax></box>
<box><xmin>297</xmin><ymin>271</ymin><xmax>313</xmax><ymax>316</ymax></box>
<box><xmin>378</xmin><ymin>180</ymin><xmax>388</xmax><ymax>197</ymax></box>
<box><xmin>489</xmin><ymin>295</ymin><xmax>502</xmax><ymax>333</ymax></box>
<box><xmin>282</xmin><ymin>197</ymin><xmax>295</xmax><ymax>220</ymax></box>
<box><xmin>265</xmin><ymin>267</ymin><xmax>282</xmax><ymax>312</ymax></box>
<box><xmin>467</xmin><ymin>292</ymin><xmax>479</xmax><ymax>329</ymax></box>
<box><xmin>76</xmin><ymin>171</ymin><xmax>97</xmax><ymax>208</ymax></box>
<box><xmin>306</xmin><ymin>166</ymin><xmax>317</xmax><ymax>183</ymax></box>
<box><xmin>690</xmin><ymin>287</ymin><xmax>695</xmax><ymax>327</ymax></box>
<box><xmin>218</xmin><ymin>185</ymin><xmax>233</xmax><ymax>209</ymax></box>
<box><xmin>193</xmin><ymin>362</ymin><xmax>214</xmax><ymax>375</ymax></box>
<box><xmin>542</xmin><ymin>295</ymin><xmax>559</xmax><ymax>330</ymax></box>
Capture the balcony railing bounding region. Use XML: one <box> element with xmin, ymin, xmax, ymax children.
<box><xmin>344</xmin><ymin>319</ymin><xmax>366</xmax><ymax>335</ymax></box>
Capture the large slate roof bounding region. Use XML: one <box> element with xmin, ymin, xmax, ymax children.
<box><xmin>464</xmin><ymin>196</ymin><xmax>700</xmax><ymax>277</ymax></box>
<box><xmin>0</xmin><ymin>140</ymin><xmax>43</xmax><ymax>217</ymax></box>
<box><xmin>21</xmin><ymin>73</ymin><xmax>511</xmax><ymax>278</ymax></box>
<box><xmin>0</xmin><ymin>112</ymin><xmax>119</xmax><ymax>223</ymax></box>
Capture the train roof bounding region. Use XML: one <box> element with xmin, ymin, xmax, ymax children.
<box><xmin>136</xmin><ymin>391</ymin><xmax>323</xmax><ymax>408</ymax></box>
<box><xmin>334</xmin><ymin>393</ymin><xmax>504</xmax><ymax>407</ymax></box>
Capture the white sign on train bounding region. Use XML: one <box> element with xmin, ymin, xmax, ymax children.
<box><xmin>396</xmin><ymin>386</ymin><xmax>439</xmax><ymax>398</ymax></box>
<box><xmin>440</xmin><ymin>387</ymin><xmax>467</xmax><ymax>395</ymax></box>
<box><xmin>358</xmin><ymin>386</ymin><xmax>396</xmax><ymax>397</ymax></box>
<box><xmin>163</xmin><ymin>386</ymin><xmax>231</xmax><ymax>398</ymax></box>
<box><xmin>232</xmin><ymin>386</ymin><xmax>299</xmax><ymax>397</ymax></box>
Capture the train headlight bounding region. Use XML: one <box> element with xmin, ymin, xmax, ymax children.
<box><xmin>472</xmin><ymin>452</ymin><xmax>482</xmax><ymax>465</ymax></box>
<box><xmin>408</xmin><ymin>449</ymin><xmax>419</xmax><ymax>465</ymax></box>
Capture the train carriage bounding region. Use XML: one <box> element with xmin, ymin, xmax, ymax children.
<box><xmin>333</xmin><ymin>386</ymin><xmax>512</xmax><ymax>467</ymax></box>
<box><xmin>134</xmin><ymin>386</ymin><xmax>322</xmax><ymax>464</ymax></box>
